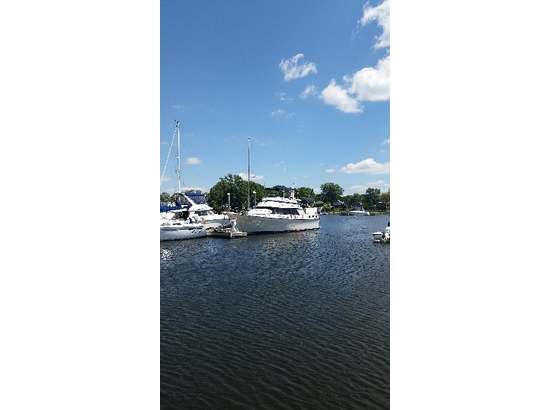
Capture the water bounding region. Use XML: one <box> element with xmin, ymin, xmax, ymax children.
<box><xmin>160</xmin><ymin>214</ymin><xmax>390</xmax><ymax>409</ymax></box>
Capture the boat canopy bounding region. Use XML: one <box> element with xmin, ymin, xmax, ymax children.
<box><xmin>160</xmin><ymin>205</ymin><xmax>184</xmax><ymax>212</ymax></box>
<box><xmin>185</xmin><ymin>192</ymin><xmax>208</xmax><ymax>204</ymax></box>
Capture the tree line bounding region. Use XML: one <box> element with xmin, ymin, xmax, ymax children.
<box><xmin>160</xmin><ymin>174</ymin><xmax>390</xmax><ymax>213</ymax></box>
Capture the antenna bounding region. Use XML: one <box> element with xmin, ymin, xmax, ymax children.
<box><xmin>247</xmin><ymin>136</ymin><xmax>251</xmax><ymax>210</ymax></box>
<box><xmin>176</xmin><ymin>120</ymin><xmax>181</xmax><ymax>193</ymax></box>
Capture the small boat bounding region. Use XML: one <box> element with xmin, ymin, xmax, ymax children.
<box><xmin>349</xmin><ymin>209</ymin><xmax>370</xmax><ymax>216</ymax></box>
<box><xmin>208</xmin><ymin>220</ymin><xmax>247</xmax><ymax>239</ymax></box>
<box><xmin>341</xmin><ymin>203</ymin><xmax>370</xmax><ymax>216</ymax></box>
<box><xmin>349</xmin><ymin>203</ymin><xmax>370</xmax><ymax>216</ymax></box>
<box><xmin>372</xmin><ymin>222</ymin><xmax>390</xmax><ymax>243</ymax></box>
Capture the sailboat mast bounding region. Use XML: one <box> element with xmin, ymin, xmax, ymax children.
<box><xmin>176</xmin><ymin>120</ymin><xmax>181</xmax><ymax>193</ymax></box>
<box><xmin>247</xmin><ymin>137</ymin><xmax>251</xmax><ymax>210</ymax></box>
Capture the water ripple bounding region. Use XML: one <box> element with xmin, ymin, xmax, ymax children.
<box><xmin>161</xmin><ymin>215</ymin><xmax>390</xmax><ymax>409</ymax></box>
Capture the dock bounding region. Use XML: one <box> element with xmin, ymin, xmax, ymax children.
<box><xmin>207</xmin><ymin>221</ymin><xmax>247</xmax><ymax>239</ymax></box>
<box><xmin>208</xmin><ymin>228</ymin><xmax>247</xmax><ymax>238</ymax></box>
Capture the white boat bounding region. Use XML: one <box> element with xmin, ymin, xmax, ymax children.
<box><xmin>349</xmin><ymin>209</ymin><xmax>370</xmax><ymax>216</ymax></box>
<box><xmin>172</xmin><ymin>191</ymin><xmax>231</xmax><ymax>231</ymax></box>
<box><xmin>372</xmin><ymin>222</ymin><xmax>390</xmax><ymax>243</ymax></box>
<box><xmin>348</xmin><ymin>203</ymin><xmax>370</xmax><ymax>216</ymax></box>
<box><xmin>160</xmin><ymin>120</ymin><xmax>218</xmax><ymax>240</ymax></box>
<box><xmin>234</xmin><ymin>188</ymin><xmax>320</xmax><ymax>234</ymax></box>
<box><xmin>160</xmin><ymin>210</ymin><xmax>207</xmax><ymax>241</ymax></box>
<box><xmin>232</xmin><ymin>138</ymin><xmax>320</xmax><ymax>234</ymax></box>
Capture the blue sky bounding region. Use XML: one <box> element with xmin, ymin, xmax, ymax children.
<box><xmin>160</xmin><ymin>0</ymin><xmax>390</xmax><ymax>196</ymax></box>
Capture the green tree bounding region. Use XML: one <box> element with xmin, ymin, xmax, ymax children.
<box><xmin>249</xmin><ymin>181</ymin><xmax>265</xmax><ymax>207</ymax></box>
<box><xmin>344</xmin><ymin>193</ymin><xmax>365</xmax><ymax>209</ymax></box>
<box><xmin>320</xmin><ymin>182</ymin><xmax>344</xmax><ymax>204</ymax></box>
<box><xmin>208</xmin><ymin>174</ymin><xmax>266</xmax><ymax>212</ymax></box>
<box><xmin>364</xmin><ymin>188</ymin><xmax>381</xmax><ymax>210</ymax></box>
<box><xmin>208</xmin><ymin>174</ymin><xmax>243</xmax><ymax>211</ymax></box>
<box><xmin>379</xmin><ymin>189</ymin><xmax>390</xmax><ymax>210</ymax></box>
<box><xmin>160</xmin><ymin>192</ymin><xmax>171</xmax><ymax>203</ymax></box>
<box><xmin>296</xmin><ymin>187</ymin><xmax>315</xmax><ymax>199</ymax></box>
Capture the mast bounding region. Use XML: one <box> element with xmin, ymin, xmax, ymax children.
<box><xmin>247</xmin><ymin>136</ymin><xmax>251</xmax><ymax>210</ymax></box>
<box><xmin>176</xmin><ymin>120</ymin><xmax>181</xmax><ymax>193</ymax></box>
<box><xmin>160</xmin><ymin>120</ymin><xmax>180</xmax><ymax>191</ymax></box>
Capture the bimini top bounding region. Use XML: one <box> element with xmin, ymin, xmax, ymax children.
<box><xmin>160</xmin><ymin>204</ymin><xmax>185</xmax><ymax>213</ymax></box>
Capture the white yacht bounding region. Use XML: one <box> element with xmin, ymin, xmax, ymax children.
<box><xmin>234</xmin><ymin>189</ymin><xmax>320</xmax><ymax>234</ymax></box>
<box><xmin>173</xmin><ymin>191</ymin><xmax>231</xmax><ymax>231</ymax></box>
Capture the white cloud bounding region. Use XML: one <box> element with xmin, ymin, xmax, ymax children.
<box><xmin>320</xmin><ymin>56</ymin><xmax>390</xmax><ymax>112</ymax></box>
<box><xmin>184</xmin><ymin>186</ymin><xmax>206</xmax><ymax>192</ymax></box>
<box><xmin>347</xmin><ymin>56</ymin><xmax>390</xmax><ymax>101</ymax></box>
<box><xmin>279</xmin><ymin>54</ymin><xmax>318</xmax><ymax>81</ymax></box>
<box><xmin>320</xmin><ymin>79</ymin><xmax>363</xmax><ymax>113</ymax></box>
<box><xmin>370</xmin><ymin>179</ymin><xmax>387</xmax><ymax>187</ymax></box>
<box><xmin>321</xmin><ymin>1</ymin><xmax>390</xmax><ymax>113</ymax></box>
<box><xmin>382</xmin><ymin>138</ymin><xmax>390</xmax><ymax>145</ymax></box>
<box><xmin>347</xmin><ymin>180</ymin><xmax>389</xmax><ymax>194</ymax></box>
<box><xmin>326</xmin><ymin>168</ymin><xmax>336</xmax><ymax>173</ymax></box>
<box><xmin>237</xmin><ymin>173</ymin><xmax>264</xmax><ymax>181</ymax></box>
<box><xmin>276</xmin><ymin>92</ymin><xmax>293</xmax><ymax>103</ymax></box>
<box><xmin>300</xmin><ymin>84</ymin><xmax>317</xmax><ymax>99</ymax></box>
<box><xmin>185</xmin><ymin>157</ymin><xmax>201</xmax><ymax>165</ymax></box>
<box><xmin>340</xmin><ymin>158</ymin><xmax>390</xmax><ymax>174</ymax></box>
<box><xmin>271</xmin><ymin>109</ymin><xmax>295</xmax><ymax>119</ymax></box>
<box><xmin>359</xmin><ymin>0</ymin><xmax>390</xmax><ymax>49</ymax></box>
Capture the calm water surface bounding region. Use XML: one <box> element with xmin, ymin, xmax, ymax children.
<box><xmin>160</xmin><ymin>214</ymin><xmax>390</xmax><ymax>409</ymax></box>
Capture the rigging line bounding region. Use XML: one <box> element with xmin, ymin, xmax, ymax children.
<box><xmin>160</xmin><ymin>122</ymin><xmax>178</xmax><ymax>188</ymax></box>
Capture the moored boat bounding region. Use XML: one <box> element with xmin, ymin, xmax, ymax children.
<box><xmin>208</xmin><ymin>219</ymin><xmax>247</xmax><ymax>239</ymax></box>
<box><xmin>160</xmin><ymin>121</ymin><xmax>216</xmax><ymax>241</ymax></box>
<box><xmin>349</xmin><ymin>209</ymin><xmax>370</xmax><ymax>216</ymax></box>
<box><xmin>234</xmin><ymin>188</ymin><xmax>320</xmax><ymax>234</ymax></box>
<box><xmin>160</xmin><ymin>120</ymin><xmax>228</xmax><ymax>240</ymax></box>
<box><xmin>372</xmin><ymin>222</ymin><xmax>390</xmax><ymax>243</ymax></box>
<box><xmin>160</xmin><ymin>210</ymin><xmax>207</xmax><ymax>241</ymax></box>
<box><xmin>172</xmin><ymin>191</ymin><xmax>231</xmax><ymax>231</ymax></box>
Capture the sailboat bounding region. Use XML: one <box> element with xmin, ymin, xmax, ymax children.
<box><xmin>160</xmin><ymin>121</ymin><xmax>207</xmax><ymax>241</ymax></box>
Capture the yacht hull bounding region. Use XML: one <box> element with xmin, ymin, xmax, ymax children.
<box><xmin>160</xmin><ymin>224</ymin><xmax>207</xmax><ymax>241</ymax></box>
<box><xmin>235</xmin><ymin>214</ymin><xmax>320</xmax><ymax>234</ymax></box>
